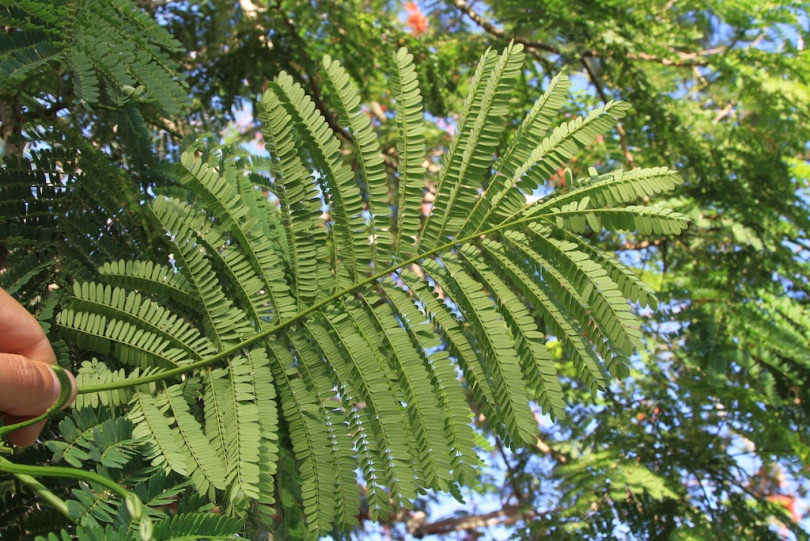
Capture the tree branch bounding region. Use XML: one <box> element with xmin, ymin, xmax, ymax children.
<box><xmin>0</xmin><ymin>96</ymin><xmax>24</xmax><ymax>157</ymax></box>
<box><xmin>615</xmin><ymin>238</ymin><xmax>666</xmax><ymax>251</ymax></box>
<box><xmin>451</xmin><ymin>0</ymin><xmax>559</xmax><ymax>53</ymax></box>
<box><xmin>408</xmin><ymin>504</ymin><xmax>559</xmax><ymax>537</ymax></box>
<box><xmin>451</xmin><ymin>0</ymin><xmax>719</xmax><ymax>68</ymax></box>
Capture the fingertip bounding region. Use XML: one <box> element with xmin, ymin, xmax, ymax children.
<box><xmin>0</xmin><ymin>354</ymin><xmax>57</xmax><ymax>416</ymax></box>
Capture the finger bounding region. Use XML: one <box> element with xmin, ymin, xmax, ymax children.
<box><xmin>0</xmin><ymin>288</ymin><xmax>56</xmax><ymax>365</ymax></box>
<box><xmin>0</xmin><ymin>353</ymin><xmax>77</xmax><ymax>416</ymax></box>
<box><xmin>3</xmin><ymin>415</ymin><xmax>47</xmax><ymax>447</ymax></box>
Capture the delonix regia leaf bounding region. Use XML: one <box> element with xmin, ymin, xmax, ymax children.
<box><xmin>54</xmin><ymin>43</ymin><xmax>686</xmax><ymax>532</ymax></box>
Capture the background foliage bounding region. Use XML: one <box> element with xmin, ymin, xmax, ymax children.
<box><xmin>1</xmin><ymin>0</ymin><xmax>809</xmax><ymax>539</ymax></box>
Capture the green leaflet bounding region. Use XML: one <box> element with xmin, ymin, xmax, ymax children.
<box><xmin>324</xmin><ymin>304</ymin><xmax>417</xmax><ymax>505</ymax></box>
<box><xmin>128</xmin><ymin>390</ymin><xmax>191</xmax><ymax>477</ymax></box>
<box><xmin>150</xmin><ymin>513</ymin><xmax>243</xmax><ymax>540</ymax></box>
<box><xmin>69</xmin><ymin>282</ymin><xmax>215</xmax><ymax>360</ymax></box>
<box><xmin>57</xmin><ymin>308</ymin><xmax>193</xmax><ymax>371</ymax></box>
<box><xmin>73</xmin><ymin>360</ymin><xmax>141</xmax><ymax>409</ymax></box>
<box><xmin>481</xmin><ymin>238</ymin><xmax>608</xmax><ymax>391</ymax></box>
<box><xmin>401</xmin><ymin>270</ymin><xmax>504</xmax><ymax>438</ymax></box>
<box><xmin>220</xmin><ymin>356</ymin><xmax>262</xmax><ymax>509</ymax></box>
<box><xmin>149</xmin><ymin>197</ymin><xmax>254</xmax><ymax>348</ymax></box>
<box><xmin>382</xmin><ymin>282</ymin><xmax>481</xmax><ymax>485</ymax></box>
<box><xmin>98</xmin><ymin>260</ymin><xmax>200</xmax><ymax>312</ymax></box>
<box><xmin>266</xmin><ymin>337</ymin><xmax>338</xmax><ymax>531</ymax></box>
<box><xmin>287</xmin><ymin>330</ymin><xmax>359</xmax><ymax>528</ymax></box>
<box><xmin>180</xmin><ymin>151</ymin><xmax>296</xmax><ymax>324</ymax></box>
<box><xmin>253</xmin><ymin>98</ymin><xmax>327</xmax><ymax>307</ymax></box>
<box><xmin>360</xmin><ymin>295</ymin><xmax>455</xmax><ymax>489</ymax></box>
<box><xmin>162</xmin><ymin>383</ymin><xmax>227</xmax><ymax>498</ymax></box>
<box><xmin>521</xmin><ymin>166</ymin><xmax>684</xmax><ymax>218</ymax></box>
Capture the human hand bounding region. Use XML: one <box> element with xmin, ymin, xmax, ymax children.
<box><xmin>0</xmin><ymin>288</ymin><xmax>77</xmax><ymax>446</ymax></box>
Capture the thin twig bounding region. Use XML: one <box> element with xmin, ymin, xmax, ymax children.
<box><xmin>712</xmin><ymin>99</ymin><xmax>737</xmax><ymax>123</ymax></box>
<box><xmin>580</xmin><ymin>57</ymin><xmax>636</xmax><ymax>168</ymax></box>
<box><xmin>493</xmin><ymin>436</ymin><xmax>525</xmax><ymax>504</ymax></box>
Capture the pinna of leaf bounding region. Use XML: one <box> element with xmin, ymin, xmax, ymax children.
<box><xmin>3</xmin><ymin>43</ymin><xmax>687</xmax><ymax>532</ymax></box>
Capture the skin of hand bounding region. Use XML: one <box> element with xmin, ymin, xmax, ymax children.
<box><xmin>0</xmin><ymin>288</ymin><xmax>77</xmax><ymax>446</ymax></box>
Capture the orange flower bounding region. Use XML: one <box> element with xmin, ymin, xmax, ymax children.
<box><xmin>404</xmin><ymin>1</ymin><xmax>428</xmax><ymax>36</ymax></box>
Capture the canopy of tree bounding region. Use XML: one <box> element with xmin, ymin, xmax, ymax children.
<box><xmin>1</xmin><ymin>1</ymin><xmax>809</xmax><ymax>540</ymax></box>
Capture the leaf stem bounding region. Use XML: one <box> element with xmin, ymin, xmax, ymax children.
<box><xmin>77</xmin><ymin>211</ymin><xmax>550</xmax><ymax>394</ymax></box>
<box><xmin>2</xmin><ymin>461</ymin><xmax>74</xmax><ymax>521</ymax></box>
<box><xmin>0</xmin><ymin>455</ymin><xmax>130</xmax><ymax>499</ymax></box>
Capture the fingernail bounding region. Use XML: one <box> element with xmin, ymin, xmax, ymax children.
<box><xmin>50</xmin><ymin>366</ymin><xmax>61</xmax><ymax>404</ymax></box>
<box><xmin>49</xmin><ymin>365</ymin><xmax>77</xmax><ymax>410</ymax></box>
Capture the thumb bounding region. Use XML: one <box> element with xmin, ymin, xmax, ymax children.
<box><xmin>0</xmin><ymin>353</ymin><xmax>74</xmax><ymax>416</ymax></box>
<box><xmin>0</xmin><ymin>353</ymin><xmax>77</xmax><ymax>446</ymax></box>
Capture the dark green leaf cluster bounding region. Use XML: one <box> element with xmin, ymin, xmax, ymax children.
<box><xmin>1</xmin><ymin>0</ymin><xmax>187</xmax><ymax>115</ymax></box>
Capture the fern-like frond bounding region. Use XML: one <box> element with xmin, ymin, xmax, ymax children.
<box><xmin>361</xmin><ymin>294</ymin><xmax>455</xmax><ymax>489</ymax></box>
<box><xmin>67</xmin><ymin>483</ymin><xmax>120</xmax><ymax>527</ymax></box>
<box><xmin>128</xmin><ymin>390</ymin><xmax>191</xmax><ymax>477</ymax></box>
<box><xmin>389</xmin><ymin>48</ymin><xmax>427</xmax><ymax>262</ymax></box>
<box><xmin>324</xmin><ymin>304</ymin><xmax>417</xmax><ymax>505</ymax></box>
<box><xmin>149</xmin><ymin>197</ymin><xmax>253</xmax><ymax>348</ymax></box>
<box><xmin>264</xmin><ymin>73</ymin><xmax>368</xmax><ymax>287</ymax></box>
<box><xmin>97</xmin><ymin>260</ymin><xmax>200</xmax><ymax>313</ymax></box>
<box><xmin>513</xmin><ymin>101</ymin><xmax>631</xmax><ymax>194</ymax></box>
<box><xmin>527</xmin><ymin>224</ymin><xmax>643</xmax><ymax>354</ymax></box>
<box><xmin>255</xmin><ymin>93</ymin><xmax>328</xmax><ymax>308</ymax></box>
<box><xmin>420</xmin><ymin>43</ymin><xmax>525</xmax><ymax>251</ymax></box>
<box><xmin>458</xmin><ymin>72</ymin><xmax>572</xmax><ymax>238</ymax></box>
<box><xmin>150</xmin><ymin>513</ymin><xmax>243</xmax><ymax>540</ymax></box>
<box><xmin>47</xmin><ymin>407</ymin><xmax>118</xmax><ymax>468</ymax></box>
<box><xmin>4</xmin><ymin>0</ymin><xmax>187</xmax><ymax>113</ymax></box>
<box><xmin>481</xmin><ymin>238</ymin><xmax>608</xmax><ymax>391</ymax></box>
<box><xmin>287</xmin><ymin>330</ymin><xmax>359</xmax><ymax>528</ymax></box>
<box><xmin>162</xmin><ymin>382</ymin><xmax>228</xmax><ymax>498</ymax></box>
<box><xmin>219</xmin><ymin>355</ymin><xmax>263</xmax><ymax>510</ymax></box>
<box><xmin>382</xmin><ymin>282</ymin><xmax>481</xmax><ymax>484</ymax></box>
<box><xmin>266</xmin><ymin>335</ymin><xmax>340</xmax><ymax>531</ymax></box>
<box><xmin>458</xmin><ymin>244</ymin><xmax>566</xmax><ymax>419</ymax></box>
<box><xmin>555</xmin><ymin>229</ymin><xmax>659</xmax><ymax>308</ymax></box>
<box><xmin>401</xmin><ymin>270</ymin><xmax>500</xmax><ymax>424</ymax></box>
<box><xmin>323</xmin><ymin>55</ymin><xmax>392</xmax><ymax>266</ymax></box>
<box><xmin>52</xmin><ymin>45</ymin><xmax>689</xmax><ymax>533</ymax></box>
<box><xmin>179</xmin><ymin>151</ymin><xmax>296</xmax><ymax>323</ymax></box>
<box><xmin>57</xmin><ymin>309</ymin><xmax>194</xmax><ymax>370</ymax></box>
<box><xmin>522</xmin><ymin>166</ymin><xmax>683</xmax><ymax>218</ymax></box>
<box><xmin>73</xmin><ymin>360</ymin><xmax>142</xmax><ymax>409</ymax></box>
<box><xmin>69</xmin><ymin>282</ymin><xmax>215</xmax><ymax>360</ymax></box>
<box><xmin>67</xmin><ymin>50</ymin><xmax>99</xmax><ymax>110</ymax></box>
<box><xmin>424</xmin><ymin>257</ymin><xmax>538</xmax><ymax>447</ymax></box>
